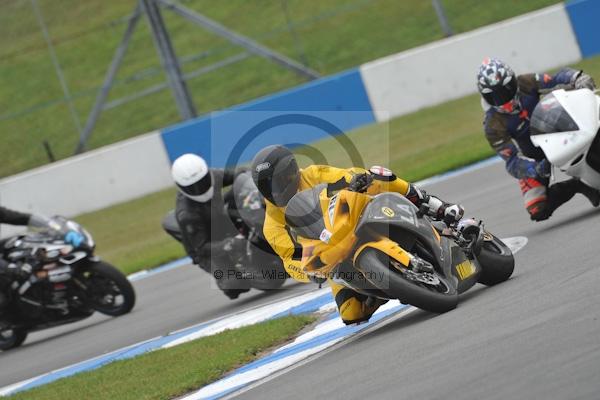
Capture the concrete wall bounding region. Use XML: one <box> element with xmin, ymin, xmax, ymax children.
<box><xmin>160</xmin><ymin>69</ymin><xmax>375</xmax><ymax>166</ymax></box>
<box><xmin>0</xmin><ymin>131</ymin><xmax>172</xmax><ymax>218</ymax></box>
<box><xmin>359</xmin><ymin>4</ymin><xmax>582</xmax><ymax>122</ymax></box>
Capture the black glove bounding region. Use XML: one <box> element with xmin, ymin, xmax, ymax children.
<box><xmin>348</xmin><ymin>173</ymin><xmax>373</xmax><ymax>193</ymax></box>
<box><xmin>574</xmin><ymin>73</ymin><xmax>596</xmax><ymax>90</ymax></box>
<box><xmin>535</xmin><ymin>159</ymin><xmax>551</xmax><ymax>179</ymax></box>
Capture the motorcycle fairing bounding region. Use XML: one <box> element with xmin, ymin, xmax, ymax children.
<box><xmin>449</xmin><ymin>243</ymin><xmax>481</xmax><ymax>293</ymax></box>
<box><xmin>288</xmin><ymin>186</ymin><xmax>371</xmax><ymax>276</ymax></box>
<box><xmin>329</xmin><ymin>260</ymin><xmax>389</xmax><ymax>299</ymax></box>
<box><xmin>355</xmin><ymin>193</ymin><xmax>443</xmax><ymax>265</ymax></box>
<box><xmin>531</xmin><ymin>89</ymin><xmax>600</xmax><ymax>169</ymax></box>
<box><xmin>353</xmin><ymin>238</ymin><xmax>412</xmax><ymax>267</ymax></box>
<box><xmin>231</xmin><ymin>172</ymin><xmax>267</xmax><ymax>230</ymax></box>
<box><xmin>284</xmin><ymin>184</ymin><xmax>327</xmax><ymax>241</ymax></box>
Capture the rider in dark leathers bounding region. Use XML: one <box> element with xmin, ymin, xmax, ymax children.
<box><xmin>171</xmin><ymin>154</ymin><xmax>249</xmax><ymax>299</ymax></box>
<box><xmin>0</xmin><ymin>207</ymin><xmax>34</xmax><ymax>318</ymax></box>
<box><xmin>0</xmin><ymin>207</ymin><xmax>85</xmax><ymax>317</ymax></box>
<box><xmin>477</xmin><ymin>58</ymin><xmax>599</xmax><ymax>221</ymax></box>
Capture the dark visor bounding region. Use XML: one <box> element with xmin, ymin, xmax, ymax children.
<box><xmin>256</xmin><ymin>157</ymin><xmax>298</xmax><ymax>206</ymax></box>
<box><xmin>177</xmin><ymin>172</ymin><xmax>212</xmax><ymax>196</ymax></box>
<box><xmin>285</xmin><ymin>185</ymin><xmax>326</xmax><ymax>240</ymax></box>
<box><xmin>483</xmin><ymin>78</ymin><xmax>518</xmax><ymax>106</ymax></box>
<box><xmin>272</xmin><ymin>162</ymin><xmax>297</xmax><ymax>194</ymax></box>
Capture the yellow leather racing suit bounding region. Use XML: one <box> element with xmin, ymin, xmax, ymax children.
<box><xmin>263</xmin><ymin>165</ymin><xmax>410</xmax><ymax>324</ymax></box>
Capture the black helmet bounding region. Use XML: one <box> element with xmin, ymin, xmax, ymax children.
<box><xmin>477</xmin><ymin>58</ymin><xmax>518</xmax><ymax>108</ymax></box>
<box><xmin>251</xmin><ymin>145</ymin><xmax>300</xmax><ymax>207</ymax></box>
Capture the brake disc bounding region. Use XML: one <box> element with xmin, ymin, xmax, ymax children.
<box><xmin>390</xmin><ymin>259</ymin><xmax>441</xmax><ymax>286</ymax></box>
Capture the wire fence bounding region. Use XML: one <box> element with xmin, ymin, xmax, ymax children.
<box><xmin>0</xmin><ymin>0</ymin><xmax>558</xmax><ymax>177</ymax></box>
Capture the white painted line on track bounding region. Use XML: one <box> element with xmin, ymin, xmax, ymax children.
<box><xmin>220</xmin><ymin>305</ymin><xmax>420</xmax><ymax>400</ymax></box>
<box><xmin>127</xmin><ymin>256</ymin><xmax>191</xmax><ymax>282</ymax></box>
<box><xmin>502</xmin><ymin>236</ymin><xmax>528</xmax><ymax>254</ymax></box>
<box><xmin>0</xmin><ymin>288</ymin><xmax>332</xmax><ymax>397</ymax></box>
<box><xmin>163</xmin><ymin>289</ymin><xmax>331</xmax><ymax>348</ymax></box>
<box><xmin>181</xmin><ymin>301</ymin><xmax>412</xmax><ymax>400</ymax></box>
<box><xmin>181</xmin><ymin>236</ymin><xmax>529</xmax><ymax>400</ymax></box>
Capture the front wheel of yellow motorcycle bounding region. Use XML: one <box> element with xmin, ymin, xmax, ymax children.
<box><xmin>356</xmin><ymin>248</ymin><xmax>458</xmax><ymax>313</ymax></box>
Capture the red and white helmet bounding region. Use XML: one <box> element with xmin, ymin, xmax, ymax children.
<box><xmin>171</xmin><ymin>154</ymin><xmax>213</xmax><ymax>203</ymax></box>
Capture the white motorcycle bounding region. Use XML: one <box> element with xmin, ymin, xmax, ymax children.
<box><xmin>530</xmin><ymin>88</ymin><xmax>600</xmax><ymax>188</ymax></box>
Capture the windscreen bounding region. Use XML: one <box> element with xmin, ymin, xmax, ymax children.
<box><xmin>231</xmin><ymin>171</ymin><xmax>265</xmax><ymax>227</ymax></box>
<box><xmin>531</xmin><ymin>93</ymin><xmax>579</xmax><ymax>135</ymax></box>
<box><xmin>285</xmin><ymin>185</ymin><xmax>326</xmax><ymax>240</ymax></box>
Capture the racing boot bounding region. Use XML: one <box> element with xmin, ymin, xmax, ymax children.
<box><xmin>575</xmin><ymin>181</ymin><xmax>600</xmax><ymax>207</ymax></box>
<box><xmin>214</xmin><ymin>265</ymin><xmax>251</xmax><ymax>300</ymax></box>
<box><xmin>221</xmin><ymin>288</ymin><xmax>250</xmax><ymax>300</ymax></box>
<box><xmin>544</xmin><ymin>179</ymin><xmax>600</xmax><ymax>220</ymax></box>
<box><xmin>217</xmin><ymin>279</ymin><xmax>251</xmax><ymax>299</ymax></box>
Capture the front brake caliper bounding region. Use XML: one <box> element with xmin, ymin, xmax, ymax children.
<box><xmin>408</xmin><ymin>254</ymin><xmax>434</xmax><ymax>273</ymax></box>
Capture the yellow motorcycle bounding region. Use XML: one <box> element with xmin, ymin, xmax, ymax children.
<box><xmin>285</xmin><ymin>185</ymin><xmax>514</xmax><ymax>313</ymax></box>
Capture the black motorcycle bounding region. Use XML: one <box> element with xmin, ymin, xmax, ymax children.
<box><xmin>0</xmin><ymin>216</ymin><xmax>135</xmax><ymax>350</ymax></box>
<box><xmin>162</xmin><ymin>172</ymin><xmax>288</xmax><ymax>293</ymax></box>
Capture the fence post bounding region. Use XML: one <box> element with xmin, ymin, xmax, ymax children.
<box><xmin>432</xmin><ymin>0</ymin><xmax>454</xmax><ymax>37</ymax></box>
<box><xmin>141</xmin><ymin>0</ymin><xmax>197</xmax><ymax>121</ymax></box>
<box><xmin>157</xmin><ymin>0</ymin><xmax>320</xmax><ymax>80</ymax></box>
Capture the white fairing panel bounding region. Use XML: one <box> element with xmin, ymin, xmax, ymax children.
<box><xmin>565</xmin><ymin>156</ymin><xmax>600</xmax><ymax>189</ymax></box>
<box><xmin>531</xmin><ymin>89</ymin><xmax>600</xmax><ymax>168</ymax></box>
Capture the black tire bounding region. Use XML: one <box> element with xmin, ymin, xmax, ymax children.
<box><xmin>0</xmin><ymin>328</ymin><xmax>27</xmax><ymax>351</ymax></box>
<box><xmin>357</xmin><ymin>249</ymin><xmax>458</xmax><ymax>313</ymax></box>
<box><xmin>250</xmin><ymin>255</ymin><xmax>288</xmax><ymax>291</ymax></box>
<box><xmin>81</xmin><ymin>261</ymin><xmax>136</xmax><ymax>316</ymax></box>
<box><xmin>476</xmin><ymin>234</ymin><xmax>515</xmax><ymax>286</ymax></box>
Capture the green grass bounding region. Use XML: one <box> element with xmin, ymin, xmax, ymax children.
<box><xmin>74</xmin><ymin>187</ymin><xmax>186</xmax><ymax>276</ymax></box>
<box><xmin>8</xmin><ymin>314</ymin><xmax>316</xmax><ymax>400</ymax></box>
<box><xmin>76</xmin><ymin>54</ymin><xmax>600</xmax><ymax>275</ymax></box>
<box><xmin>0</xmin><ymin>0</ymin><xmax>559</xmax><ymax>178</ymax></box>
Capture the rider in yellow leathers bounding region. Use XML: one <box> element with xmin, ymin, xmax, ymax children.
<box><xmin>251</xmin><ymin>145</ymin><xmax>464</xmax><ymax>324</ymax></box>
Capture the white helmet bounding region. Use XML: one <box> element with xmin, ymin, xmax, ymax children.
<box><xmin>171</xmin><ymin>154</ymin><xmax>214</xmax><ymax>202</ymax></box>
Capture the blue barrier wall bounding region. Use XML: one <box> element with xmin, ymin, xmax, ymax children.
<box><xmin>566</xmin><ymin>0</ymin><xmax>600</xmax><ymax>58</ymax></box>
<box><xmin>160</xmin><ymin>68</ymin><xmax>375</xmax><ymax>166</ymax></box>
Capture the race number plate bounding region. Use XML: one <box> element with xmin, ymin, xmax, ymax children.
<box><xmin>455</xmin><ymin>260</ymin><xmax>476</xmax><ymax>280</ymax></box>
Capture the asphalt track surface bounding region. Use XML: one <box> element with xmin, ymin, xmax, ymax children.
<box><xmin>3</xmin><ymin>161</ymin><xmax>600</xmax><ymax>399</ymax></box>
<box><xmin>237</xmin><ymin>162</ymin><xmax>600</xmax><ymax>400</ymax></box>
<box><xmin>0</xmin><ymin>267</ymin><xmax>311</xmax><ymax>387</ymax></box>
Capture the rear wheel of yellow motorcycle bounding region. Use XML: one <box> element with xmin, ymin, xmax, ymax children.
<box><xmin>357</xmin><ymin>248</ymin><xmax>458</xmax><ymax>313</ymax></box>
<box><xmin>476</xmin><ymin>233</ymin><xmax>515</xmax><ymax>286</ymax></box>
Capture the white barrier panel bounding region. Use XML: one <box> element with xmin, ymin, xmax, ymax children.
<box><xmin>360</xmin><ymin>4</ymin><xmax>582</xmax><ymax>122</ymax></box>
<box><xmin>0</xmin><ymin>131</ymin><xmax>173</xmax><ymax>222</ymax></box>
